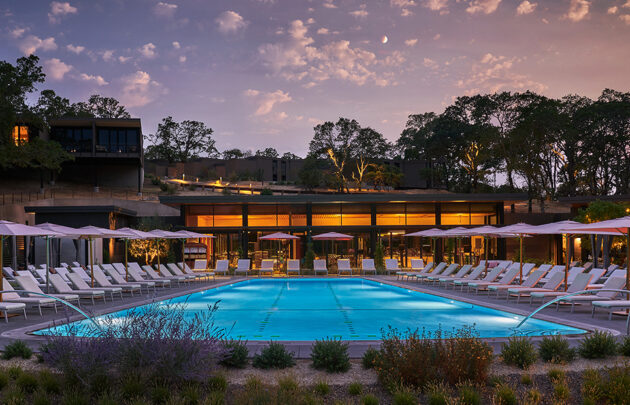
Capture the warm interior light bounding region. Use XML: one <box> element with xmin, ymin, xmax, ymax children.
<box><xmin>12</xmin><ymin>126</ymin><xmax>29</xmax><ymax>146</ymax></box>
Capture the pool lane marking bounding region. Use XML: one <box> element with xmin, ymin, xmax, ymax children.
<box><xmin>327</xmin><ymin>282</ymin><xmax>356</xmax><ymax>336</ymax></box>
<box><xmin>257</xmin><ymin>282</ymin><xmax>287</xmax><ymax>334</ymax></box>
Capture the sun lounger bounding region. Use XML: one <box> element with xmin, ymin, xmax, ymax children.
<box><xmin>437</xmin><ymin>264</ymin><xmax>472</xmax><ymax>287</ymax></box>
<box><xmin>426</xmin><ymin>263</ymin><xmax>459</xmax><ymax>282</ymax></box>
<box><xmin>314</xmin><ymin>259</ymin><xmax>328</xmax><ymax>275</ymax></box>
<box><xmin>104</xmin><ymin>265</ymin><xmax>154</xmax><ymax>293</ymax></box>
<box><xmin>589</xmin><ymin>269</ymin><xmax>625</xmax><ymax>289</ymax></box>
<box><xmin>60</xmin><ymin>262</ymin><xmax>69</xmax><ymax>268</ymax></box>
<box><xmin>1</xmin><ymin>279</ymin><xmax>56</xmax><ymax>316</ymax></box>
<box><xmin>234</xmin><ymin>259</ymin><xmax>251</xmax><ymax>276</ymax></box>
<box><xmin>192</xmin><ymin>259</ymin><xmax>210</xmax><ymax>271</ymax></box>
<box><xmin>180</xmin><ymin>262</ymin><xmax>214</xmax><ymax>280</ymax></box>
<box><xmin>385</xmin><ymin>259</ymin><xmax>400</xmax><ymax>275</ymax></box>
<box><xmin>592</xmin><ymin>299</ymin><xmax>630</xmax><ymax>320</ymax></box>
<box><xmin>362</xmin><ymin>259</ymin><xmax>377</xmax><ymax>275</ymax></box>
<box><xmin>128</xmin><ymin>266</ymin><xmax>170</xmax><ymax>288</ymax></box>
<box><xmin>72</xmin><ymin>266</ymin><xmax>92</xmax><ymax>282</ymax></box>
<box><xmin>2</xmin><ymin>267</ymin><xmax>16</xmax><ymax>279</ymax></box>
<box><xmin>67</xmin><ymin>272</ymin><xmax>121</xmax><ymax>301</ymax></box>
<box><xmin>16</xmin><ymin>271</ymin><xmax>44</xmax><ymax>288</ymax></box>
<box><xmin>287</xmin><ymin>259</ymin><xmax>300</xmax><ymax>275</ymax></box>
<box><xmin>143</xmin><ymin>265</ymin><xmax>181</xmax><ymax>286</ymax></box>
<box><xmin>259</xmin><ymin>260</ymin><xmax>275</xmax><ymax>276</ymax></box>
<box><xmin>468</xmin><ymin>267</ymin><xmax>520</xmax><ymax>294</ymax></box>
<box><xmin>93</xmin><ymin>266</ymin><xmax>141</xmax><ymax>296</ymax></box>
<box><xmin>582</xmin><ymin>262</ymin><xmax>593</xmax><ymax>271</ymax></box>
<box><xmin>559</xmin><ymin>277</ymin><xmax>627</xmax><ymax>312</ymax></box>
<box><xmin>506</xmin><ymin>273</ymin><xmax>565</xmax><ymax>303</ymax></box>
<box><xmin>337</xmin><ymin>259</ymin><xmax>352</xmax><ymax>276</ymax></box>
<box><xmin>209</xmin><ymin>260</ymin><xmax>229</xmax><ymax>276</ymax></box>
<box><xmin>15</xmin><ymin>275</ymin><xmax>80</xmax><ymax>306</ymax></box>
<box><xmin>415</xmin><ymin>262</ymin><xmax>447</xmax><ymax>282</ymax></box>
<box><xmin>398</xmin><ymin>260</ymin><xmax>432</xmax><ymax>280</ymax></box>
<box><xmin>529</xmin><ymin>273</ymin><xmax>594</xmax><ymax>306</ymax></box>
<box><xmin>167</xmin><ymin>263</ymin><xmax>199</xmax><ymax>281</ymax></box>
<box><xmin>539</xmin><ymin>265</ymin><xmax>566</xmax><ymax>283</ymax></box>
<box><xmin>458</xmin><ymin>265</ymin><xmax>507</xmax><ymax>291</ymax></box>
<box><xmin>48</xmin><ymin>273</ymin><xmax>105</xmax><ymax>305</ymax></box>
<box><xmin>157</xmin><ymin>264</ymin><xmax>189</xmax><ymax>284</ymax></box>
<box><xmin>55</xmin><ymin>267</ymin><xmax>72</xmax><ymax>282</ymax></box>
<box><xmin>443</xmin><ymin>264</ymin><xmax>485</xmax><ymax>289</ymax></box>
<box><xmin>0</xmin><ymin>302</ymin><xmax>26</xmax><ymax>323</ymax></box>
<box><xmin>488</xmin><ymin>269</ymin><xmax>548</xmax><ymax>298</ymax></box>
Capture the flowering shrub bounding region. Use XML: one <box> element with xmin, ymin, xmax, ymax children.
<box><xmin>374</xmin><ymin>326</ymin><xmax>493</xmax><ymax>390</ymax></box>
<box><xmin>42</xmin><ymin>300</ymin><xmax>228</xmax><ymax>390</ymax></box>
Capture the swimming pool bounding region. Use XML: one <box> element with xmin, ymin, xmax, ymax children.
<box><xmin>36</xmin><ymin>278</ymin><xmax>585</xmax><ymax>340</ymax></box>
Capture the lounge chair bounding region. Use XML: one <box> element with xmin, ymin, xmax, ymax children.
<box><xmin>437</xmin><ymin>264</ymin><xmax>473</xmax><ymax>287</ymax></box>
<box><xmin>234</xmin><ymin>259</ymin><xmax>251</xmax><ymax>276</ymax></box>
<box><xmin>590</xmin><ymin>269</ymin><xmax>626</xmax><ymax>289</ymax></box>
<box><xmin>314</xmin><ymin>259</ymin><xmax>328</xmax><ymax>275</ymax></box>
<box><xmin>192</xmin><ymin>259</ymin><xmax>210</xmax><ymax>271</ymax></box>
<box><xmin>93</xmin><ymin>266</ymin><xmax>141</xmax><ymax>296</ymax></box>
<box><xmin>2</xmin><ymin>266</ymin><xmax>16</xmax><ymax>279</ymax></box>
<box><xmin>48</xmin><ymin>273</ymin><xmax>105</xmax><ymax>305</ymax></box>
<box><xmin>362</xmin><ymin>259</ymin><xmax>377</xmax><ymax>275</ymax></box>
<box><xmin>55</xmin><ymin>267</ymin><xmax>72</xmax><ymax>282</ymax></box>
<box><xmin>104</xmin><ymin>265</ymin><xmax>154</xmax><ymax>293</ymax></box>
<box><xmin>559</xmin><ymin>277</ymin><xmax>627</xmax><ymax>312</ymax></box>
<box><xmin>167</xmin><ymin>263</ymin><xmax>199</xmax><ymax>281</ymax></box>
<box><xmin>385</xmin><ymin>259</ymin><xmax>400</xmax><ymax>275</ymax></box>
<box><xmin>127</xmin><ymin>266</ymin><xmax>170</xmax><ymax>288</ymax></box>
<box><xmin>443</xmin><ymin>264</ymin><xmax>486</xmax><ymax>289</ymax></box>
<box><xmin>72</xmin><ymin>266</ymin><xmax>93</xmax><ymax>282</ymax></box>
<box><xmin>426</xmin><ymin>263</ymin><xmax>460</xmax><ymax>282</ymax></box>
<box><xmin>60</xmin><ymin>262</ymin><xmax>69</xmax><ymax>268</ymax></box>
<box><xmin>211</xmin><ymin>260</ymin><xmax>229</xmax><ymax>276</ymax></box>
<box><xmin>468</xmin><ymin>267</ymin><xmax>521</xmax><ymax>294</ymax></box>
<box><xmin>287</xmin><ymin>259</ymin><xmax>300</xmax><ymax>275</ymax></box>
<box><xmin>457</xmin><ymin>265</ymin><xmax>508</xmax><ymax>291</ymax></box>
<box><xmin>592</xmin><ymin>299</ymin><xmax>630</xmax><ymax>320</ymax></box>
<box><xmin>582</xmin><ymin>261</ymin><xmax>593</xmax><ymax>271</ymax></box>
<box><xmin>515</xmin><ymin>263</ymin><xmax>536</xmax><ymax>281</ymax></box>
<box><xmin>539</xmin><ymin>265</ymin><xmax>566</xmax><ymax>283</ymax></box>
<box><xmin>143</xmin><ymin>265</ymin><xmax>181</xmax><ymax>286</ymax></box>
<box><xmin>16</xmin><ymin>270</ymin><xmax>44</xmax><ymax>288</ymax></box>
<box><xmin>35</xmin><ymin>269</ymin><xmax>52</xmax><ymax>285</ymax></box>
<box><xmin>414</xmin><ymin>262</ymin><xmax>447</xmax><ymax>282</ymax></box>
<box><xmin>337</xmin><ymin>259</ymin><xmax>352</xmax><ymax>276</ymax></box>
<box><xmin>67</xmin><ymin>272</ymin><xmax>122</xmax><ymax>301</ymax></box>
<box><xmin>258</xmin><ymin>260</ymin><xmax>275</xmax><ymax>276</ymax></box>
<box><xmin>529</xmin><ymin>273</ymin><xmax>594</xmax><ymax>306</ymax></box>
<box><xmin>1</xmin><ymin>279</ymin><xmax>56</xmax><ymax>316</ymax></box>
<box><xmin>506</xmin><ymin>272</ymin><xmax>565</xmax><ymax>303</ymax></box>
<box><xmin>0</xmin><ymin>302</ymin><xmax>26</xmax><ymax>323</ymax></box>
<box><xmin>180</xmin><ymin>262</ymin><xmax>214</xmax><ymax>280</ymax></box>
<box><xmin>157</xmin><ymin>264</ymin><xmax>189</xmax><ymax>284</ymax></box>
<box><xmin>489</xmin><ymin>269</ymin><xmax>548</xmax><ymax>299</ymax></box>
<box><xmin>15</xmin><ymin>275</ymin><xmax>80</xmax><ymax>306</ymax></box>
<box><xmin>397</xmin><ymin>259</ymin><xmax>427</xmax><ymax>280</ymax></box>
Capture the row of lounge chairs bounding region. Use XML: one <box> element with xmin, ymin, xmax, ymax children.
<box><xmin>205</xmin><ymin>258</ymin><xmax>407</xmax><ymax>276</ymax></box>
<box><xmin>0</xmin><ymin>261</ymin><xmax>215</xmax><ymax>322</ymax></box>
<box><xmin>396</xmin><ymin>259</ymin><xmax>629</xmax><ymax>327</ymax></box>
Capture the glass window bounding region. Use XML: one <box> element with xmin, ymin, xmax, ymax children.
<box><xmin>406</xmin><ymin>204</ymin><xmax>436</xmax><ymax>226</ymax></box>
<box><xmin>287</xmin><ymin>204</ymin><xmax>307</xmax><ymax>227</ymax></box>
<box><xmin>376</xmin><ymin>203</ymin><xmax>406</xmax><ymax>226</ymax></box>
<box><xmin>341</xmin><ymin>204</ymin><xmax>371</xmax><ymax>226</ymax></box>
<box><xmin>248</xmin><ymin>205</ymin><xmax>277</xmax><ymax>227</ymax></box>
<box><xmin>214</xmin><ymin>205</ymin><xmax>243</xmax><ymax>227</ymax></box>
<box><xmin>312</xmin><ymin>204</ymin><xmax>341</xmax><ymax>226</ymax></box>
<box><xmin>441</xmin><ymin>203</ymin><xmax>470</xmax><ymax>225</ymax></box>
<box><xmin>12</xmin><ymin>126</ymin><xmax>29</xmax><ymax>145</ymax></box>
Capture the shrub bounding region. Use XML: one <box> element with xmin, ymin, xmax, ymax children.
<box><xmin>458</xmin><ymin>383</ymin><xmax>481</xmax><ymax>405</ymax></box>
<box><xmin>252</xmin><ymin>342</ymin><xmax>295</xmax><ymax>369</ymax></box>
<box><xmin>314</xmin><ymin>380</ymin><xmax>330</xmax><ymax>396</ymax></box>
<box><xmin>520</xmin><ymin>374</ymin><xmax>532</xmax><ymax>385</ymax></box>
<box><xmin>553</xmin><ymin>382</ymin><xmax>570</xmax><ymax>404</ymax></box>
<box><xmin>538</xmin><ymin>335</ymin><xmax>576</xmax><ymax>364</ymax></box>
<box><xmin>493</xmin><ymin>384</ymin><xmax>517</xmax><ymax>405</ymax></box>
<box><xmin>547</xmin><ymin>368</ymin><xmax>565</xmax><ymax>383</ymax></box>
<box><xmin>39</xmin><ymin>370</ymin><xmax>61</xmax><ymax>394</ymax></box>
<box><xmin>618</xmin><ymin>336</ymin><xmax>630</xmax><ymax>356</ymax></box>
<box><xmin>0</xmin><ymin>370</ymin><xmax>8</xmax><ymax>390</ymax></box>
<box><xmin>361</xmin><ymin>347</ymin><xmax>379</xmax><ymax>369</ymax></box>
<box><xmin>525</xmin><ymin>388</ymin><xmax>543</xmax><ymax>405</ymax></box>
<box><xmin>16</xmin><ymin>372</ymin><xmax>38</xmax><ymax>393</ymax></box>
<box><xmin>348</xmin><ymin>382</ymin><xmax>363</xmax><ymax>396</ymax></box>
<box><xmin>32</xmin><ymin>389</ymin><xmax>52</xmax><ymax>405</ymax></box>
<box><xmin>182</xmin><ymin>383</ymin><xmax>202</xmax><ymax>404</ymax></box>
<box><xmin>501</xmin><ymin>336</ymin><xmax>537</xmax><ymax>369</ymax></box>
<box><xmin>203</xmin><ymin>391</ymin><xmax>225</xmax><ymax>405</ymax></box>
<box><xmin>220</xmin><ymin>340</ymin><xmax>248</xmax><ymax>368</ymax></box>
<box><xmin>2</xmin><ymin>386</ymin><xmax>26</xmax><ymax>405</ymax></box>
<box><xmin>486</xmin><ymin>375</ymin><xmax>504</xmax><ymax>388</ymax></box>
<box><xmin>599</xmin><ymin>363</ymin><xmax>630</xmax><ymax>404</ymax></box>
<box><xmin>578</xmin><ymin>331</ymin><xmax>617</xmax><ymax>359</ymax></box>
<box><xmin>581</xmin><ymin>368</ymin><xmax>603</xmax><ymax>403</ymax></box>
<box><xmin>260</xmin><ymin>188</ymin><xmax>273</xmax><ymax>196</ymax></box>
<box><xmin>426</xmin><ymin>382</ymin><xmax>450</xmax><ymax>405</ymax></box>
<box><xmin>361</xmin><ymin>394</ymin><xmax>379</xmax><ymax>405</ymax></box>
<box><xmin>311</xmin><ymin>338</ymin><xmax>351</xmax><ymax>373</ymax></box>
<box><xmin>207</xmin><ymin>373</ymin><xmax>228</xmax><ymax>393</ymax></box>
<box><xmin>8</xmin><ymin>365</ymin><xmax>23</xmax><ymax>379</ymax></box>
<box><xmin>61</xmin><ymin>389</ymin><xmax>90</xmax><ymax>405</ymax></box>
<box><xmin>392</xmin><ymin>387</ymin><xmax>417</xmax><ymax>405</ymax></box>
<box><xmin>151</xmin><ymin>384</ymin><xmax>171</xmax><ymax>404</ymax></box>
<box><xmin>2</xmin><ymin>340</ymin><xmax>33</xmax><ymax>360</ymax></box>
<box><xmin>42</xmin><ymin>301</ymin><xmax>228</xmax><ymax>389</ymax></box>
<box><xmin>121</xmin><ymin>375</ymin><xmax>146</xmax><ymax>400</ymax></box>
<box><xmin>375</xmin><ymin>326</ymin><xmax>492</xmax><ymax>389</ymax></box>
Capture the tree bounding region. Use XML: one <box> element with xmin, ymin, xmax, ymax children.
<box><xmin>145</xmin><ymin>116</ymin><xmax>218</xmax><ymax>162</ymax></box>
<box><xmin>255</xmin><ymin>147</ymin><xmax>279</xmax><ymax>158</ymax></box>
<box><xmin>34</xmin><ymin>89</ymin><xmax>75</xmax><ymax>124</ymax></box>
<box><xmin>128</xmin><ymin>217</ymin><xmax>172</xmax><ymax>265</ymax></box>
<box><xmin>365</xmin><ymin>164</ymin><xmax>403</xmax><ymax>190</ymax></box>
<box><xmin>281</xmin><ymin>152</ymin><xmax>300</xmax><ymax>160</ymax></box>
<box><xmin>222</xmin><ymin>148</ymin><xmax>253</xmax><ymax>160</ymax></box>
<box><xmin>297</xmin><ymin>156</ymin><xmax>324</xmax><ymax>191</ymax></box>
<box><xmin>74</xmin><ymin>94</ymin><xmax>131</xmax><ymax>119</ymax></box>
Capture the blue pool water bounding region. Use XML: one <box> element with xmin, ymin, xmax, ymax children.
<box><xmin>36</xmin><ymin>278</ymin><xmax>585</xmax><ymax>340</ymax></box>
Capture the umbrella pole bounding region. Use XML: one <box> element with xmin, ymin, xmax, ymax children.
<box><xmin>0</xmin><ymin>235</ymin><xmax>3</xmax><ymax>302</ymax></box>
<box><xmin>564</xmin><ymin>234</ymin><xmax>570</xmax><ymax>291</ymax></box>
<box><xmin>45</xmin><ymin>236</ymin><xmax>50</xmax><ymax>294</ymax></box>
<box><xmin>626</xmin><ymin>229</ymin><xmax>629</xmax><ymax>301</ymax></box>
<box><xmin>181</xmin><ymin>238</ymin><xmax>185</xmax><ymax>271</ymax></box>
<box><xmin>484</xmin><ymin>236</ymin><xmax>489</xmax><ymax>277</ymax></box>
<box><xmin>125</xmin><ymin>239</ymin><xmax>129</xmax><ymax>282</ymax></box>
<box><xmin>157</xmin><ymin>239</ymin><xmax>161</xmax><ymax>270</ymax></box>
<box><xmin>89</xmin><ymin>237</ymin><xmax>94</xmax><ymax>288</ymax></box>
<box><xmin>519</xmin><ymin>235</ymin><xmax>524</xmax><ymax>285</ymax></box>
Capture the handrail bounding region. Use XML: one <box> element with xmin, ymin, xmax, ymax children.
<box><xmin>515</xmin><ymin>288</ymin><xmax>630</xmax><ymax>329</ymax></box>
<box><xmin>0</xmin><ymin>290</ymin><xmax>103</xmax><ymax>332</ymax></box>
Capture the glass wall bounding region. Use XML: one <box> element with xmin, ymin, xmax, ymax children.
<box><xmin>312</xmin><ymin>204</ymin><xmax>341</xmax><ymax>226</ymax></box>
<box><xmin>12</xmin><ymin>126</ymin><xmax>29</xmax><ymax>145</ymax></box>
<box><xmin>50</xmin><ymin>127</ymin><xmax>92</xmax><ymax>152</ymax></box>
<box><xmin>96</xmin><ymin>127</ymin><xmax>140</xmax><ymax>153</ymax></box>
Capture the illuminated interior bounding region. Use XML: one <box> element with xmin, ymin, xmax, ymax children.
<box><xmin>12</xmin><ymin>126</ymin><xmax>29</xmax><ymax>146</ymax></box>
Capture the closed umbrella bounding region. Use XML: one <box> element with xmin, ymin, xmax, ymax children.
<box><xmin>0</xmin><ymin>221</ymin><xmax>59</xmax><ymax>301</ymax></box>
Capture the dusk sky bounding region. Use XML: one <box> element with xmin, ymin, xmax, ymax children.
<box><xmin>2</xmin><ymin>0</ymin><xmax>630</xmax><ymax>155</ymax></box>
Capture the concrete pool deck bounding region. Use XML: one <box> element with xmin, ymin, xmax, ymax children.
<box><xmin>0</xmin><ymin>275</ymin><xmax>627</xmax><ymax>358</ymax></box>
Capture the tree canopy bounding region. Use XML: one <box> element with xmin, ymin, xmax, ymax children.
<box><xmin>145</xmin><ymin>116</ymin><xmax>218</xmax><ymax>162</ymax></box>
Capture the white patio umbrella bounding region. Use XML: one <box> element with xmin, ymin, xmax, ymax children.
<box><xmin>458</xmin><ymin>225</ymin><xmax>516</xmax><ymax>276</ymax></box>
<box><xmin>173</xmin><ymin>230</ymin><xmax>215</xmax><ymax>271</ymax></box>
<box><xmin>116</xmin><ymin>227</ymin><xmax>157</xmax><ymax>281</ymax></box>
<box><xmin>32</xmin><ymin>223</ymin><xmax>79</xmax><ymax>293</ymax></box>
<box><xmin>563</xmin><ymin>216</ymin><xmax>630</xmax><ymax>292</ymax></box>
<box><xmin>493</xmin><ymin>223</ymin><xmax>534</xmax><ymax>284</ymax></box>
<box><xmin>404</xmin><ymin>228</ymin><xmax>447</xmax><ymax>263</ymax></box>
<box><xmin>77</xmin><ymin>226</ymin><xmax>132</xmax><ymax>287</ymax></box>
<box><xmin>0</xmin><ymin>221</ymin><xmax>61</xmax><ymax>301</ymax></box>
<box><xmin>147</xmin><ymin>229</ymin><xmax>182</xmax><ymax>271</ymax></box>
<box><xmin>442</xmin><ymin>227</ymin><xmax>470</xmax><ymax>265</ymax></box>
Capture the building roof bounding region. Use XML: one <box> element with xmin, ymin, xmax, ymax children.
<box><xmin>49</xmin><ymin>117</ymin><xmax>142</xmax><ymax>129</ymax></box>
<box><xmin>558</xmin><ymin>195</ymin><xmax>630</xmax><ymax>206</ymax></box>
<box><xmin>24</xmin><ymin>205</ymin><xmax>137</xmax><ymax>217</ymax></box>
<box><xmin>159</xmin><ymin>192</ymin><xmax>528</xmax><ymax>206</ymax></box>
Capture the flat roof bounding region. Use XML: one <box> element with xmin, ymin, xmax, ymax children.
<box><xmin>159</xmin><ymin>192</ymin><xmax>528</xmax><ymax>206</ymax></box>
<box><xmin>558</xmin><ymin>195</ymin><xmax>630</xmax><ymax>206</ymax></box>
<box><xmin>49</xmin><ymin>118</ymin><xmax>141</xmax><ymax>129</ymax></box>
<box><xmin>24</xmin><ymin>205</ymin><xmax>137</xmax><ymax>217</ymax></box>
